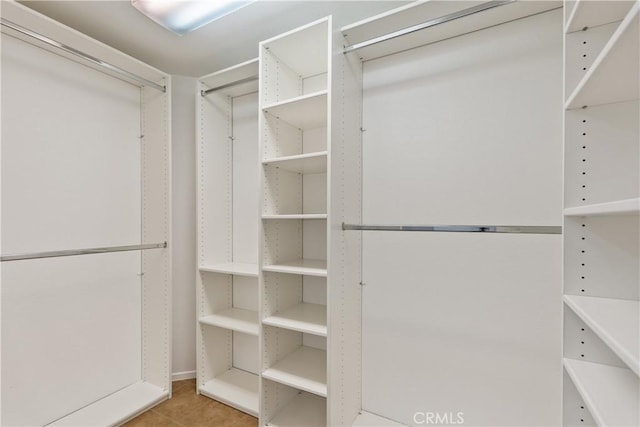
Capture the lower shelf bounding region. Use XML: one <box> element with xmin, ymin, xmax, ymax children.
<box><xmin>49</xmin><ymin>381</ymin><xmax>168</xmax><ymax>426</ymax></box>
<box><xmin>563</xmin><ymin>358</ymin><xmax>639</xmax><ymax>426</ymax></box>
<box><xmin>262</xmin><ymin>346</ymin><xmax>327</xmax><ymax>397</ymax></box>
<box><xmin>352</xmin><ymin>411</ymin><xmax>407</xmax><ymax>426</ymax></box>
<box><xmin>199</xmin><ymin>368</ymin><xmax>259</xmax><ymax>417</ymax></box>
<box><xmin>268</xmin><ymin>392</ymin><xmax>326</xmax><ymax>427</ymax></box>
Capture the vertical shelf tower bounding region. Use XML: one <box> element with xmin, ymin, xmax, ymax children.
<box><xmin>197</xmin><ymin>59</ymin><xmax>261</xmax><ymax>416</ymax></box>
<box><xmin>258</xmin><ymin>16</ymin><xmax>363</xmax><ymax>427</ymax></box>
<box><xmin>562</xmin><ymin>1</ymin><xmax>639</xmax><ymax>426</ymax></box>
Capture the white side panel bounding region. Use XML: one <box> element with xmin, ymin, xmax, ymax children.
<box><xmin>140</xmin><ymin>79</ymin><xmax>172</xmax><ymax>391</ymax></box>
<box><xmin>361</xmin><ymin>10</ymin><xmax>563</xmax><ymax>426</ymax></box>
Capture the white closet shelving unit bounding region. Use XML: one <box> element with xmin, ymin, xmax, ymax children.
<box><xmin>257</xmin><ymin>15</ymin><xmax>363</xmax><ymax>427</ymax></box>
<box><xmin>562</xmin><ymin>1</ymin><xmax>639</xmax><ymax>426</ymax></box>
<box><xmin>196</xmin><ymin>59</ymin><xmax>261</xmax><ymax>416</ymax></box>
<box><xmin>1</xmin><ymin>2</ymin><xmax>171</xmax><ymax>426</ymax></box>
<box><xmin>258</xmin><ymin>18</ymin><xmax>331</xmax><ymax>427</ymax></box>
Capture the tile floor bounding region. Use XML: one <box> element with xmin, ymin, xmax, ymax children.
<box><xmin>123</xmin><ymin>379</ymin><xmax>258</xmax><ymax>427</ymax></box>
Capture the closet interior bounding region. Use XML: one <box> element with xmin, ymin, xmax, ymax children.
<box><xmin>2</xmin><ymin>0</ymin><xmax>638</xmax><ymax>426</ymax></box>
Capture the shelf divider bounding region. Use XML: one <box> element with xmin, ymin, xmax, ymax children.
<box><xmin>199</xmin><ymin>368</ymin><xmax>259</xmax><ymax>416</ymax></box>
<box><xmin>262</xmin><ymin>346</ymin><xmax>327</xmax><ymax>397</ymax></box>
<box><xmin>564</xmin><ymin>295</ymin><xmax>639</xmax><ymax>375</ymax></box>
<box><xmin>199</xmin><ymin>308</ymin><xmax>259</xmax><ymax>336</ymax></box>
<box><xmin>565</xmin><ymin>3</ymin><xmax>639</xmax><ymax>109</ymax></box>
<box><xmin>262</xmin><ymin>259</ymin><xmax>327</xmax><ymax>277</ymax></box>
<box><xmin>563</xmin><ymin>358</ymin><xmax>639</xmax><ymax>426</ymax></box>
<box><xmin>263</xmin><ymin>303</ymin><xmax>327</xmax><ymax>336</ymax></box>
<box><xmin>564</xmin><ymin>198</ymin><xmax>640</xmax><ymax>216</ymax></box>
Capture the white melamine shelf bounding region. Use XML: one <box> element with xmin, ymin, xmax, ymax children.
<box><xmin>352</xmin><ymin>411</ymin><xmax>406</xmax><ymax>427</ymax></box>
<box><xmin>564</xmin><ymin>295</ymin><xmax>639</xmax><ymax>375</ymax></box>
<box><xmin>263</xmin><ymin>91</ymin><xmax>327</xmax><ymax>130</ymax></box>
<box><xmin>263</xmin><ymin>151</ymin><xmax>328</xmax><ymax>174</ymax></box>
<box><xmin>563</xmin><ymin>359</ymin><xmax>639</xmax><ymax>426</ymax></box>
<box><xmin>263</xmin><ymin>303</ymin><xmax>327</xmax><ymax>336</ymax></box>
<box><xmin>199</xmin><ymin>262</ymin><xmax>258</xmax><ymax>277</ymax></box>
<box><xmin>49</xmin><ymin>381</ymin><xmax>168</xmax><ymax>426</ymax></box>
<box><xmin>262</xmin><ymin>346</ymin><xmax>327</xmax><ymax>397</ymax></box>
<box><xmin>564</xmin><ymin>198</ymin><xmax>640</xmax><ymax>216</ymax></box>
<box><xmin>199</xmin><ymin>368</ymin><xmax>259</xmax><ymax>416</ymax></box>
<box><xmin>566</xmin><ymin>3</ymin><xmax>639</xmax><ymax>109</ymax></box>
<box><xmin>199</xmin><ymin>308</ymin><xmax>259</xmax><ymax>336</ymax></box>
<box><xmin>262</xmin><ymin>259</ymin><xmax>327</xmax><ymax>277</ymax></box>
<box><xmin>262</xmin><ymin>214</ymin><xmax>327</xmax><ymax>220</ymax></box>
<box><xmin>200</xmin><ymin>58</ymin><xmax>258</xmax><ymax>97</ymax></box>
<box><xmin>341</xmin><ymin>1</ymin><xmax>560</xmax><ymax>61</ymax></box>
<box><xmin>565</xmin><ymin>0</ymin><xmax>635</xmax><ymax>33</ymax></box>
<box><xmin>268</xmin><ymin>392</ymin><xmax>326</xmax><ymax>427</ymax></box>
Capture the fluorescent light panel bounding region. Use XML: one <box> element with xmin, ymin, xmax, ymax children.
<box><xmin>132</xmin><ymin>0</ymin><xmax>254</xmax><ymax>35</ymax></box>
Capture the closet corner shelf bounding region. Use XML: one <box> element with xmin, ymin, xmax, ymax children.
<box><xmin>267</xmin><ymin>391</ymin><xmax>326</xmax><ymax>427</ymax></box>
<box><xmin>262</xmin><ymin>259</ymin><xmax>327</xmax><ymax>277</ymax></box>
<box><xmin>200</xmin><ymin>58</ymin><xmax>258</xmax><ymax>97</ymax></box>
<box><xmin>262</xmin><ymin>91</ymin><xmax>327</xmax><ymax>130</ymax></box>
<box><xmin>199</xmin><ymin>308</ymin><xmax>259</xmax><ymax>336</ymax></box>
<box><xmin>48</xmin><ymin>381</ymin><xmax>168</xmax><ymax>426</ymax></box>
<box><xmin>199</xmin><ymin>262</ymin><xmax>258</xmax><ymax>277</ymax></box>
<box><xmin>563</xmin><ymin>295</ymin><xmax>639</xmax><ymax>375</ymax></box>
<box><xmin>565</xmin><ymin>3</ymin><xmax>639</xmax><ymax>110</ymax></box>
<box><xmin>262</xmin><ymin>151</ymin><xmax>328</xmax><ymax>174</ymax></box>
<box><xmin>564</xmin><ymin>0</ymin><xmax>635</xmax><ymax>34</ymax></box>
<box><xmin>262</xmin><ymin>346</ymin><xmax>327</xmax><ymax>397</ymax></box>
<box><xmin>199</xmin><ymin>368</ymin><xmax>259</xmax><ymax>416</ymax></box>
<box><xmin>262</xmin><ymin>214</ymin><xmax>328</xmax><ymax>220</ymax></box>
<box><xmin>563</xmin><ymin>358</ymin><xmax>639</xmax><ymax>427</ymax></box>
<box><xmin>564</xmin><ymin>198</ymin><xmax>640</xmax><ymax>216</ymax></box>
<box><xmin>263</xmin><ymin>303</ymin><xmax>327</xmax><ymax>336</ymax></box>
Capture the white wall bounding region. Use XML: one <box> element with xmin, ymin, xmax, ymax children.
<box><xmin>171</xmin><ymin>75</ymin><xmax>197</xmax><ymax>380</ymax></box>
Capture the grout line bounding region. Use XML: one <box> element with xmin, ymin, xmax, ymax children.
<box><xmin>149</xmin><ymin>408</ymin><xmax>188</xmax><ymax>427</ymax></box>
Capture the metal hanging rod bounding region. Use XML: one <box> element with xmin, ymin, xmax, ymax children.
<box><xmin>342</xmin><ymin>223</ymin><xmax>561</xmax><ymax>235</ymax></box>
<box><xmin>1</xmin><ymin>18</ymin><xmax>166</xmax><ymax>93</ymax></box>
<box><xmin>201</xmin><ymin>76</ymin><xmax>259</xmax><ymax>96</ymax></box>
<box><xmin>1</xmin><ymin>242</ymin><xmax>167</xmax><ymax>262</ymax></box>
<box><xmin>343</xmin><ymin>0</ymin><xmax>515</xmax><ymax>53</ymax></box>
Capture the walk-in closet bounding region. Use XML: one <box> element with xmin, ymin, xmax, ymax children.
<box><xmin>1</xmin><ymin>1</ymin><xmax>637</xmax><ymax>426</ymax></box>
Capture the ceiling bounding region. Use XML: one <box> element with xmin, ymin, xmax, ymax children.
<box><xmin>17</xmin><ymin>0</ymin><xmax>409</xmax><ymax>77</ymax></box>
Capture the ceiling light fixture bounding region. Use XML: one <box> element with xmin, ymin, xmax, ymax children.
<box><xmin>132</xmin><ymin>0</ymin><xmax>255</xmax><ymax>35</ymax></box>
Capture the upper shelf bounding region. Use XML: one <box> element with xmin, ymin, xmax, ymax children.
<box><xmin>565</xmin><ymin>3</ymin><xmax>639</xmax><ymax>109</ymax></box>
<box><xmin>199</xmin><ymin>58</ymin><xmax>258</xmax><ymax>98</ymax></box>
<box><xmin>564</xmin><ymin>295</ymin><xmax>639</xmax><ymax>376</ymax></box>
<box><xmin>263</xmin><ymin>151</ymin><xmax>328</xmax><ymax>174</ymax></box>
<box><xmin>341</xmin><ymin>0</ymin><xmax>561</xmax><ymax>61</ymax></box>
<box><xmin>564</xmin><ymin>198</ymin><xmax>640</xmax><ymax>216</ymax></box>
<box><xmin>199</xmin><ymin>262</ymin><xmax>258</xmax><ymax>278</ymax></box>
<box><xmin>263</xmin><ymin>303</ymin><xmax>327</xmax><ymax>336</ymax></box>
<box><xmin>263</xmin><ymin>91</ymin><xmax>327</xmax><ymax>130</ymax></box>
<box><xmin>263</xmin><ymin>259</ymin><xmax>328</xmax><ymax>277</ymax></box>
<box><xmin>565</xmin><ymin>0</ymin><xmax>635</xmax><ymax>33</ymax></box>
<box><xmin>261</xmin><ymin>17</ymin><xmax>329</xmax><ymax>79</ymax></box>
<box><xmin>563</xmin><ymin>359</ymin><xmax>639</xmax><ymax>427</ymax></box>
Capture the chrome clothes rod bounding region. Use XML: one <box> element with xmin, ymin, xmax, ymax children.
<box><xmin>1</xmin><ymin>18</ymin><xmax>166</xmax><ymax>93</ymax></box>
<box><xmin>201</xmin><ymin>76</ymin><xmax>259</xmax><ymax>96</ymax></box>
<box><xmin>343</xmin><ymin>0</ymin><xmax>515</xmax><ymax>53</ymax></box>
<box><xmin>1</xmin><ymin>242</ymin><xmax>167</xmax><ymax>262</ymax></box>
<box><xmin>342</xmin><ymin>223</ymin><xmax>561</xmax><ymax>235</ymax></box>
